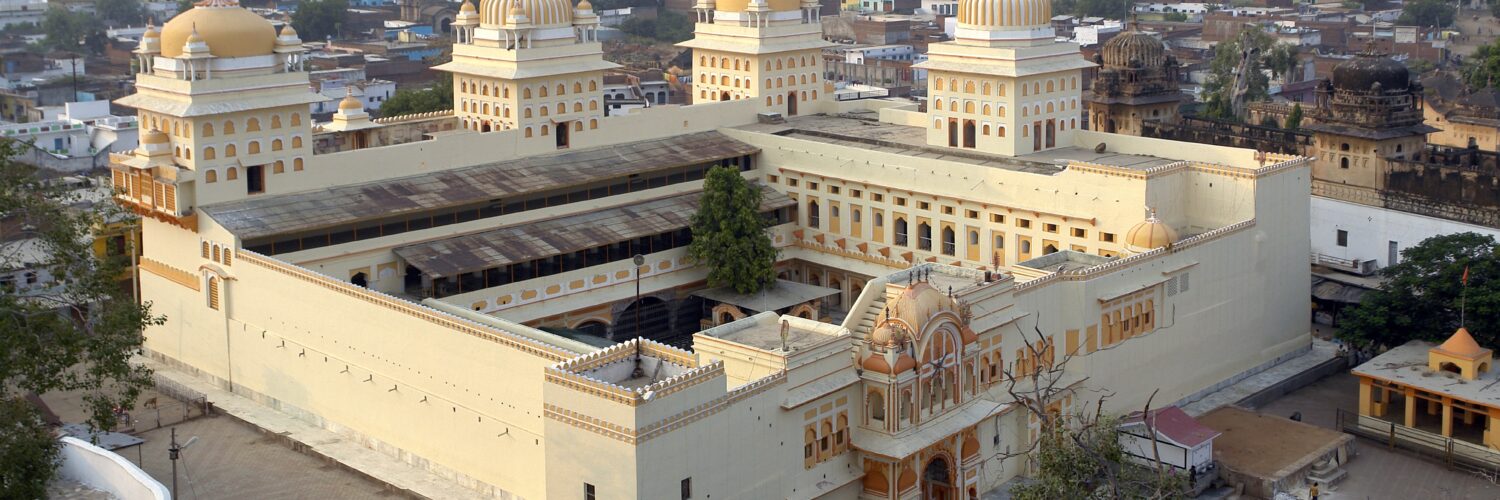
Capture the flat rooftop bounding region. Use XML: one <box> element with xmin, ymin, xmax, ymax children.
<box><xmin>691</xmin><ymin>279</ymin><xmax>841</xmax><ymax>313</ymax></box>
<box><xmin>1198</xmin><ymin>406</ymin><xmax>1353</xmax><ymax>480</ymax></box>
<box><xmin>700</xmin><ymin>313</ymin><xmax>846</xmax><ymax>352</ymax></box>
<box><xmin>1353</xmin><ymin>340</ymin><xmax>1500</xmax><ymax>407</ymax></box>
<box><xmin>735</xmin><ymin>113</ymin><xmax>1175</xmax><ymax>175</ymax></box>
<box><xmin>1018</xmin><ymin>250</ymin><xmax>1116</xmax><ymax>272</ymax></box>
<box><xmin>888</xmin><ymin>263</ymin><xmax>993</xmax><ymax>297</ymax></box>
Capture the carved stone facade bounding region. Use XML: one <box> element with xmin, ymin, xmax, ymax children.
<box><xmin>1085</xmin><ymin>23</ymin><xmax>1183</xmax><ymax>136</ymax></box>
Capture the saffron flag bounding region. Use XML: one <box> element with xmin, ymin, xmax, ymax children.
<box><xmin>1463</xmin><ymin>266</ymin><xmax>1470</xmax><ymax>285</ymax></box>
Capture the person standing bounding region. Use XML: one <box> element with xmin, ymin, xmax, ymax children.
<box><xmin>1309</xmin><ymin>482</ymin><xmax>1320</xmax><ymax>500</ymax></box>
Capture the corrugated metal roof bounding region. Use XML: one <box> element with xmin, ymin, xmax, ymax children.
<box><xmin>393</xmin><ymin>187</ymin><xmax>794</xmax><ymax>278</ymax></box>
<box><xmin>201</xmin><ymin>131</ymin><xmax>760</xmax><ymax>240</ymax></box>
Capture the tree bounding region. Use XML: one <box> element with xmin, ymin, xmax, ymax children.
<box><xmin>1462</xmin><ymin>39</ymin><xmax>1500</xmax><ymax>89</ymax></box>
<box><xmin>1263</xmin><ymin>43</ymin><xmax>1300</xmax><ymax>81</ymax></box>
<box><xmin>292</xmin><ymin>0</ymin><xmax>348</xmax><ymax>42</ymax></box>
<box><xmin>1406</xmin><ymin>58</ymin><xmax>1436</xmax><ymax>76</ymax></box>
<box><xmin>618</xmin><ymin>10</ymin><xmax>693</xmax><ymax>43</ymax></box>
<box><xmin>997</xmin><ymin>319</ymin><xmax>1187</xmax><ymax>499</ymax></box>
<box><xmin>1283</xmin><ymin>103</ymin><xmax>1303</xmax><ymax>130</ymax></box>
<box><xmin>0</xmin><ymin>143</ymin><xmax>164</xmax><ymax>495</ymax></box>
<box><xmin>1398</xmin><ymin>0</ymin><xmax>1455</xmax><ymax>27</ymax></box>
<box><xmin>95</xmin><ymin>0</ymin><xmax>146</xmax><ymax>26</ymax></box>
<box><xmin>1073</xmin><ymin>0</ymin><xmax>1129</xmax><ymax>18</ymax></box>
<box><xmin>176</xmin><ymin>0</ymin><xmax>196</xmax><ymax>16</ymax></box>
<box><xmin>1199</xmin><ymin>27</ymin><xmax>1276</xmax><ymax>121</ymax></box>
<box><xmin>1338</xmin><ymin>233</ymin><xmax>1500</xmax><ymax>349</ymax></box>
<box><xmin>378</xmin><ymin>76</ymin><xmax>453</xmax><ymax>117</ymax></box>
<box><xmin>42</xmin><ymin>8</ymin><xmax>104</xmax><ymax>54</ymax></box>
<box><xmin>1163</xmin><ymin>12</ymin><xmax>1187</xmax><ymax>22</ymax></box>
<box><xmin>0</xmin><ymin>398</ymin><xmax>60</xmax><ymax>499</ymax></box>
<box><xmin>687</xmin><ymin>166</ymin><xmax>777</xmax><ymax>295</ymax></box>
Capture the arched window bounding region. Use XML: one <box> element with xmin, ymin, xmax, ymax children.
<box><xmin>202</xmin><ymin>123</ymin><xmax>214</xmax><ymax>137</ymax></box>
<box><xmin>573</xmin><ymin>102</ymin><xmax>582</xmax><ymax>112</ymax></box>
<box><xmin>868</xmin><ymin>391</ymin><xmax>885</xmax><ymax>422</ymax></box>
<box><xmin>1046</xmin><ymin>80</ymin><xmax>1055</xmax><ymax>93</ymax></box>
<box><xmin>525</xmin><ymin>108</ymin><xmax>533</xmax><ymax>118</ymax></box>
<box><xmin>895</xmin><ymin>218</ymin><xmax>909</xmax><ymax>246</ymax></box>
<box><xmin>292</xmin><ymin>137</ymin><xmax>303</xmax><ymax>148</ymax></box>
<box><xmin>942</xmin><ymin>226</ymin><xmax>956</xmax><ymax>255</ymax></box>
<box><xmin>291</xmin><ymin>113</ymin><xmax>302</xmax><ymax>126</ymax></box>
<box><xmin>271</xmin><ymin>115</ymin><xmax>282</xmax><ymax>129</ymax></box>
<box><xmin>589</xmin><ymin>118</ymin><xmax>598</xmax><ymax>129</ymax></box>
<box><xmin>524</xmin><ymin>87</ymin><xmax>532</xmax><ymax>98</ymax></box>
<box><xmin>539</xmin><ymin>86</ymin><xmax>549</xmax><ymax>97</ymax></box>
<box><xmin>556</xmin><ymin>83</ymin><xmax>565</xmax><ymax>95</ymax></box>
<box><xmin>807</xmin><ymin>200</ymin><xmax>820</xmax><ymax>228</ymax></box>
<box><xmin>201</xmin><ymin>241</ymin><xmax>209</xmax><ymax>258</ymax></box>
<box><xmin>207</xmin><ymin>276</ymin><xmax>220</xmax><ymax>310</ymax></box>
<box><xmin>1340</xmin><ymin>157</ymin><xmax>1349</xmax><ymax>169</ymax></box>
<box><xmin>203</xmin><ymin>147</ymin><xmax>216</xmax><ymax>160</ymax></box>
<box><xmin>226</xmin><ymin>167</ymin><xmax>238</xmax><ymax>180</ymax></box>
<box><xmin>274</xmin><ymin>160</ymin><xmax>284</xmax><ymax>173</ymax></box>
<box><xmin>556</xmin><ymin>103</ymin><xmax>565</xmax><ymax>114</ymax></box>
<box><xmin>574</xmin><ymin>82</ymin><xmax>582</xmax><ymax>93</ymax></box>
<box><xmin>225</xmin><ymin>144</ymin><xmax>237</xmax><ymax>157</ymax></box>
<box><xmin>982</xmin><ymin>82</ymin><xmax>991</xmax><ymax>95</ymax></box>
<box><xmin>223</xmin><ymin>120</ymin><xmax>236</xmax><ymax>134</ymax></box>
<box><xmin>294</xmin><ymin>158</ymin><xmax>303</xmax><ymax>171</ymax></box>
<box><xmin>934</xmin><ymin>77</ymin><xmax>944</xmax><ymax>91</ymax></box>
<box><xmin>248</xmin><ymin>141</ymin><xmax>260</xmax><ymax>155</ymax></box>
<box><xmin>918</xmin><ymin>222</ymin><xmax>932</xmax><ymax>251</ymax></box>
<box><xmin>205</xmin><ymin>170</ymin><xmax>217</xmax><ymax>182</ymax></box>
<box><xmin>965</xmin><ymin>80</ymin><xmax>975</xmax><ymax>93</ymax></box>
<box><xmin>247</xmin><ymin>117</ymin><xmax>261</xmax><ymax>132</ymax></box>
<box><xmin>589</xmin><ymin>100</ymin><xmax>598</xmax><ymax>110</ymax></box>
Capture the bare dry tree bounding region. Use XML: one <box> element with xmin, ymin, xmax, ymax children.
<box><xmin>988</xmin><ymin>315</ymin><xmax>1188</xmax><ymax>500</ymax></box>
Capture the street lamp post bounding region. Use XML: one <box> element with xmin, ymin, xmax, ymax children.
<box><xmin>632</xmin><ymin>254</ymin><xmax>644</xmax><ymax>340</ymax></box>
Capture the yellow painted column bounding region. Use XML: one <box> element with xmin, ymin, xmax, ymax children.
<box><xmin>1487</xmin><ymin>408</ymin><xmax>1500</xmax><ymax>450</ymax></box>
<box><xmin>1443</xmin><ymin>397</ymin><xmax>1454</xmax><ymax>437</ymax></box>
<box><xmin>1428</xmin><ymin>399</ymin><xmax>1440</xmax><ymax>416</ymax></box>
<box><xmin>1358</xmin><ymin>378</ymin><xmax>1373</xmax><ymax>416</ymax></box>
<box><xmin>1404</xmin><ymin>389</ymin><xmax>1417</xmax><ymax>428</ymax></box>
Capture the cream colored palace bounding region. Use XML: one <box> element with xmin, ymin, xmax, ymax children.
<box><xmin>113</xmin><ymin>0</ymin><xmax>1312</xmax><ymax>498</ymax></box>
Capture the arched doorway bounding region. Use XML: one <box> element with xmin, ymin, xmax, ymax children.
<box><xmin>1106</xmin><ymin>118</ymin><xmax>1117</xmax><ymax>133</ymax></box>
<box><xmin>962</xmin><ymin>120</ymin><xmax>976</xmax><ymax>148</ymax></box>
<box><xmin>404</xmin><ymin>265</ymin><xmax>423</xmax><ymax>295</ymax></box>
<box><xmin>923</xmin><ymin>455</ymin><xmax>954</xmax><ymax>500</ymax></box>
<box><xmin>351</xmin><ymin>272</ymin><xmax>368</xmax><ymax>288</ymax></box>
<box><xmin>787</xmin><ymin>92</ymin><xmax>798</xmax><ymax>116</ymax></box>
<box><xmin>947</xmin><ymin>119</ymin><xmax>958</xmax><ymax>147</ymax></box>
<box><xmin>720</xmin><ymin>91</ymin><xmax>730</xmax><ymax>101</ymax></box>
<box><xmin>1045</xmin><ymin>119</ymin><xmax>1056</xmax><ymax>148</ymax></box>
<box><xmin>480</xmin><ymin>122</ymin><xmax>491</xmax><ymax>132</ymax></box>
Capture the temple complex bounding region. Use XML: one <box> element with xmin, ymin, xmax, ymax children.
<box><xmin>112</xmin><ymin>0</ymin><xmax>1313</xmax><ymax>497</ymax></box>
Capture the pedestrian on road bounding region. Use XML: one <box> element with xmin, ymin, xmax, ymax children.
<box><xmin>1310</xmin><ymin>482</ymin><xmax>1320</xmax><ymax>500</ymax></box>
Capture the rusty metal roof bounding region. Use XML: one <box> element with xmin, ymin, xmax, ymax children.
<box><xmin>201</xmin><ymin>131</ymin><xmax>760</xmax><ymax>240</ymax></box>
<box><xmin>393</xmin><ymin>187</ymin><xmax>794</xmax><ymax>278</ymax></box>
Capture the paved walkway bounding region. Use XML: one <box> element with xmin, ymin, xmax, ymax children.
<box><xmin>140</xmin><ymin>356</ymin><xmax>485</xmax><ymax>500</ymax></box>
<box><xmin>1180</xmin><ymin>338</ymin><xmax>1340</xmax><ymax>417</ymax></box>
<box><xmin>1260</xmin><ymin>373</ymin><xmax>1500</xmax><ymax>500</ymax></box>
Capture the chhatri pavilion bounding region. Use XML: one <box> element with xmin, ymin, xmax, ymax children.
<box><xmin>1353</xmin><ymin>327</ymin><xmax>1500</xmax><ymax>449</ymax></box>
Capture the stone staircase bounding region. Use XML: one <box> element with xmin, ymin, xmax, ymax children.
<box><xmin>844</xmin><ymin>293</ymin><xmax>887</xmax><ymax>334</ymax></box>
<box><xmin>1306</xmin><ymin>458</ymin><xmax>1347</xmax><ymax>491</ymax></box>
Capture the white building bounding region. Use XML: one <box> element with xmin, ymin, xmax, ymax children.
<box><xmin>843</xmin><ymin>44</ymin><xmax>917</xmax><ymax>63</ymax></box>
<box><xmin>0</xmin><ymin>101</ymin><xmax>139</xmax><ymax>172</ymax></box>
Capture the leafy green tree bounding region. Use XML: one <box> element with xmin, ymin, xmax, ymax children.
<box><xmin>1398</xmin><ymin>0</ymin><xmax>1454</xmax><ymax>27</ymax></box>
<box><xmin>687</xmin><ymin>166</ymin><xmax>777</xmax><ymax>295</ymax></box>
<box><xmin>1463</xmin><ymin>39</ymin><xmax>1500</xmax><ymax>90</ymax></box>
<box><xmin>292</xmin><ymin>0</ymin><xmax>349</xmax><ymax>42</ymax></box>
<box><xmin>1163</xmin><ymin>12</ymin><xmax>1187</xmax><ymax>22</ymax></box>
<box><xmin>1338</xmin><ymin>233</ymin><xmax>1500</xmax><ymax>349</ymax></box>
<box><xmin>1406</xmin><ymin>58</ymin><xmax>1436</xmax><ymax>76</ymax></box>
<box><xmin>378</xmin><ymin>76</ymin><xmax>453</xmax><ymax>117</ymax></box>
<box><xmin>618</xmin><ymin>10</ymin><xmax>693</xmax><ymax>43</ymax></box>
<box><xmin>1283</xmin><ymin>103</ymin><xmax>1303</xmax><ymax>130</ymax></box>
<box><xmin>0</xmin><ymin>143</ymin><xmax>164</xmax><ymax>495</ymax></box>
<box><xmin>95</xmin><ymin>0</ymin><xmax>146</xmax><ymax>26</ymax></box>
<box><xmin>1263</xmin><ymin>42</ymin><xmax>1300</xmax><ymax>81</ymax></box>
<box><xmin>42</xmin><ymin>8</ymin><xmax>104</xmax><ymax>53</ymax></box>
<box><xmin>0</xmin><ymin>397</ymin><xmax>60</xmax><ymax>499</ymax></box>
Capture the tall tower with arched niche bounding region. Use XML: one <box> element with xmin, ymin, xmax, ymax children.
<box><xmin>113</xmin><ymin>0</ymin><xmax>318</xmax><ymax>220</ymax></box>
<box><xmin>436</xmin><ymin>0</ymin><xmax>618</xmax><ymax>144</ymax></box>
<box><xmin>677</xmin><ymin>0</ymin><xmax>831</xmax><ymax>115</ymax></box>
<box><xmin>913</xmin><ymin>0</ymin><xmax>1094</xmax><ymax>155</ymax></box>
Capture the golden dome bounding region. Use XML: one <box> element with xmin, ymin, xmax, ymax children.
<box><xmin>481</xmin><ymin>0</ymin><xmax>572</xmax><ymax>27</ymax></box>
<box><xmin>869</xmin><ymin>321</ymin><xmax>908</xmax><ymax>347</ymax></box>
<box><xmin>1125</xmin><ymin>209</ymin><xmax>1178</xmax><ymax>251</ymax></box>
<box><xmin>141</xmin><ymin>128</ymin><xmax>169</xmax><ymax>144</ymax></box>
<box><xmin>714</xmin><ymin>0</ymin><xmax>800</xmax><ymax>13</ymax></box>
<box><xmin>890</xmin><ymin>281</ymin><xmax>952</xmax><ymax>328</ymax></box>
<box><xmin>860</xmin><ymin>352</ymin><xmax>917</xmax><ymax>374</ymax></box>
<box><xmin>161</xmin><ymin>4</ymin><xmax>277</xmax><ymax>58</ymax></box>
<box><xmin>279</xmin><ymin>24</ymin><xmax>297</xmax><ymax>37</ymax></box>
<box><xmin>576</xmin><ymin>0</ymin><xmax>592</xmax><ymax>10</ymax></box>
<box><xmin>338</xmin><ymin>91</ymin><xmax>362</xmax><ymax>111</ymax></box>
<box><xmin>460</xmin><ymin>0</ymin><xmax>476</xmax><ymax>12</ymax></box>
<box><xmin>1435</xmin><ymin>327</ymin><xmax>1489</xmax><ymax>359</ymax></box>
<box><xmin>957</xmin><ymin>0</ymin><xmax>1051</xmax><ymax>29</ymax></box>
<box><xmin>144</xmin><ymin>25</ymin><xmax>161</xmax><ymax>39</ymax></box>
<box><xmin>896</xmin><ymin>464</ymin><xmax>917</xmax><ymax>491</ymax></box>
